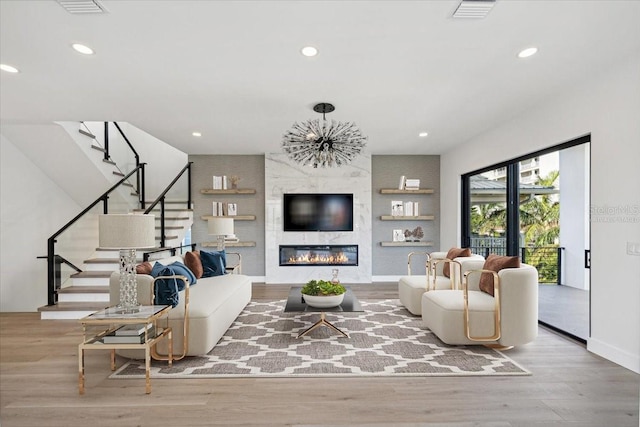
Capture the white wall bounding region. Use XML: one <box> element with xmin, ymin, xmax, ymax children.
<box><xmin>0</xmin><ymin>135</ymin><xmax>84</xmax><ymax>311</ymax></box>
<box><xmin>440</xmin><ymin>56</ymin><xmax>640</xmax><ymax>372</ymax></box>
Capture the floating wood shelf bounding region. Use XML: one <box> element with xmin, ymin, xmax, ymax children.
<box><xmin>201</xmin><ymin>215</ymin><xmax>256</xmax><ymax>221</ymax></box>
<box><xmin>202</xmin><ymin>241</ymin><xmax>256</xmax><ymax>248</ymax></box>
<box><xmin>201</xmin><ymin>189</ymin><xmax>256</xmax><ymax>194</ymax></box>
<box><xmin>380</xmin><ymin>241</ymin><xmax>434</xmax><ymax>247</ymax></box>
<box><xmin>380</xmin><ymin>189</ymin><xmax>434</xmax><ymax>194</ymax></box>
<box><xmin>380</xmin><ymin>215</ymin><xmax>435</xmax><ymax>221</ymax></box>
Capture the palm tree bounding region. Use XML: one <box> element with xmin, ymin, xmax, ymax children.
<box><xmin>520</xmin><ymin>170</ymin><xmax>559</xmax><ymax>247</ymax></box>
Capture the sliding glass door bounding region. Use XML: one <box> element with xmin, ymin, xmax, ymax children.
<box><xmin>461</xmin><ymin>136</ymin><xmax>590</xmax><ymax>341</ymax></box>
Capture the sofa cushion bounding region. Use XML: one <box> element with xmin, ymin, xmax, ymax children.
<box><xmin>443</xmin><ymin>247</ymin><xmax>471</xmax><ymax>278</ymax></box>
<box><xmin>184</xmin><ymin>251</ymin><xmax>203</xmax><ymax>279</ymax></box>
<box><xmin>200</xmin><ymin>249</ymin><xmax>227</xmax><ymax>277</ymax></box>
<box><xmin>479</xmin><ymin>254</ymin><xmax>521</xmax><ymax>296</ymax></box>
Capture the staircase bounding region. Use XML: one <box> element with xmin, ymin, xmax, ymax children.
<box><xmin>38</xmin><ymin>206</ymin><xmax>193</xmax><ymax>320</ymax></box>
<box><xmin>37</xmin><ymin>122</ymin><xmax>193</xmax><ymax>319</ymax></box>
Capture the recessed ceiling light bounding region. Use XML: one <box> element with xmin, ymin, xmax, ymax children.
<box><xmin>518</xmin><ymin>47</ymin><xmax>538</xmax><ymax>58</ymax></box>
<box><xmin>301</xmin><ymin>46</ymin><xmax>318</xmax><ymax>57</ymax></box>
<box><xmin>72</xmin><ymin>43</ymin><xmax>95</xmax><ymax>55</ymax></box>
<box><xmin>0</xmin><ymin>64</ymin><xmax>19</xmax><ymax>73</ymax></box>
<box><xmin>419</xmin><ymin>132</ymin><xmax>429</xmax><ymax>137</ymax></box>
<box><xmin>192</xmin><ymin>132</ymin><xmax>202</xmax><ymax>137</ymax></box>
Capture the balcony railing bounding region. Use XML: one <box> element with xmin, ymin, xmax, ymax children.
<box><xmin>469</xmin><ymin>238</ymin><xmax>563</xmax><ymax>284</ymax></box>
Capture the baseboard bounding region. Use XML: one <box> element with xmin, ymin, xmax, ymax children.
<box><xmin>587</xmin><ymin>337</ymin><xmax>640</xmax><ymax>374</ymax></box>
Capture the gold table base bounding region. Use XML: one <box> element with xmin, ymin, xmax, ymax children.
<box><xmin>297</xmin><ymin>312</ymin><xmax>348</xmax><ymax>338</ymax></box>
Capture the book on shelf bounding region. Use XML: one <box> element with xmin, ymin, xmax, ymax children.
<box><xmin>391</xmin><ymin>200</ymin><xmax>404</xmax><ymax>216</ymax></box>
<box><xmin>405</xmin><ymin>178</ymin><xmax>420</xmax><ymax>190</ymax></box>
<box><xmin>404</xmin><ymin>201</ymin><xmax>414</xmax><ymax>216</ymax></box>
<box><xmin>115</xmin><ymin>323</ymin><xmax>153</xmax><ymax>336</ymax></box>
<box><xmin>212</xmin><ymin>175</ymin><xmax>229</xmax><ymax>190</ymax></box>
<box><xmin>413</xmin><ymin>201</ymin><xmax>419</xmax><ymax>216</ymax></box>
<box><xmin>103</xmin><ymin>326</ymin><xmax>156</xmax><ymax>344</ymax></box>
<box><xmin>398</xmin><ymin>175</ymin><xmax>406</xmax><ymax>190</ymax></box>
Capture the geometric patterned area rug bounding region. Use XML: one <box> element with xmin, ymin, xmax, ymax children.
<box><xmin>111</xmin><ymin>299</ymin><xmax>530</xmax><ymax>378</ymax></box>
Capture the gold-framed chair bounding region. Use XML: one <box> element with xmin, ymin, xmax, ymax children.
<box><xmin>421</xmin><ymin>263</ymin><xmax>538</xmax><ymax>349</ymax></box>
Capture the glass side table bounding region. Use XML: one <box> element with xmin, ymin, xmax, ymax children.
<box><xmin>78</xmin><ymin>305</ymin><xmax>173</xmax><ymax>394</ymax></box>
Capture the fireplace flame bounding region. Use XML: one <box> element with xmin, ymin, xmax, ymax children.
<box><xmin>287</xmin><ymin>251</ymin><xmax>349</xmax><ymax>265</ymax></box>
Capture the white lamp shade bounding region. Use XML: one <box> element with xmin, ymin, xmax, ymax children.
<box><xmin>99</xmin><ymin>214</ymin><xmax>156</xmax><ymax>249</ymax></box>
<box><xmin>208</xmin><ymin>217</ymin><xmax>234</xmax><ymax>236</ymax></box>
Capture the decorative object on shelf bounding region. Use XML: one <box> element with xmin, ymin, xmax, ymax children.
<box><xmin>282</xmin><ymin>102</ymin><xmax>367</xmax><ymax>168</ymax></box>
<box><xmin>391</xmin><ymin>200</ymin><xmax>404</xmax><ymax>216</ymax></box>
<box><xmin>229</xmin><ymin>175</ymin><xmax>240</xmax><ymax>189</ymax></box>
<box><xmin>208</xmin><ymin>217</ymin><xmax>234</xmax><ymax>250</ymax></box>
<box><xmin>300</xmin><ymin>279</ymin><xmax>346</xmax><ymax>308</ymax></box>
<box><xmin>393</xmin><ymin>229</ymin><xmax>405</xmax><ymax>242</ymax></box>
<box><xmin>404</xmin><ymin>226</ymin><xmax>424</xmax><ymax>242</ymax></box>
<box><xmin>98</xmin><ymin>214</ymin><xmax>156</xmax><ymax>313</ymax></box>
<box><xmin>331</xmin><ymin>268</ymin><xmax>340</xmax><ymax>285</ymax></box>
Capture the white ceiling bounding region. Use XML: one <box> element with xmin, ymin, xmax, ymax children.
<box><xmin>1</xmin><ymin>0</ymin><xmax>639</xmax><ymax>156</ymax></box>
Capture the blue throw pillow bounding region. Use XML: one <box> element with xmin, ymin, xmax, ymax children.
<box><xmin>167</xmin><ymin>261</ymin><xmax>197</xmax><ymax>286</ymax></box>
<box><xmin>200</xmin><ymin>250</ymin><xmax>227</xmax><ymax>277</ymax></box>
<box><xmin>150</xmin><ymin>262</ymin><xmax>194</xmax><ymax>307</ymax></box>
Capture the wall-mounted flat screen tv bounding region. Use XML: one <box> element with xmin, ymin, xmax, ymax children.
<box><xmin>283</xmin><ymin>193</ymin><xmax>354</xmax><ymax>232</ymax></box>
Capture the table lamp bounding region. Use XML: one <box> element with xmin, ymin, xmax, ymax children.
<box><xmin>208</xmin><ymin>217</ymin><xmax>234</xmax><ymax>250</ymax></box>
<box><xmin>99</xmin><ymin>214</ymin><xmax>156</xmax><ymax>313</ymax></box>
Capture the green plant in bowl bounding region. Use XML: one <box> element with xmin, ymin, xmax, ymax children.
<box><xmin>301</xmin><ymin>279</ymin><xmax>346</xmax><ymax>296</ymax></box>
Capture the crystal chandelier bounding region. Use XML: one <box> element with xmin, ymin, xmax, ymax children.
<box><xmin>282</xmin><ymin>103</ymin><xmax>367</xmax><ymax>168</ymax></box>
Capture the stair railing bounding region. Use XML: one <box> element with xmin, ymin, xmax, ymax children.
<box><xmin>143</xmin><ymin>162</ymin><xmax>193</xmax><ymax>249</ymax></box>
<box><xmin>111</xmin><ymin>122</ymin><xmax>145</xmax><ymax>208</ymax></box>
<box><xmin>45</xmin><ymin>165</ymin><xmax>145</xmax><ymax>305</ymax></box>
<box><xmin>81</xmin><ymin>121</ymin><xmax>145</xmax><ymax>208</ymax></box>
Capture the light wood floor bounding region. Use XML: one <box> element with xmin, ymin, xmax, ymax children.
<box><xmin>1</xmin><ymin>283</ymin><xmax>638</xmax><ymax>427</ymax></box>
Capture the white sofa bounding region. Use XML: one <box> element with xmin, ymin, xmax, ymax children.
<box><xmin>109</xmin><ymin>254</ymin><xmax>252</xmax><ymax>358</ymax></box>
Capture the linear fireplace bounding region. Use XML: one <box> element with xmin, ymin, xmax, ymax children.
<box><xmin>279</xmin><ymin>245</ymin><xmax>358</xmax><ymax>266</ymax></box>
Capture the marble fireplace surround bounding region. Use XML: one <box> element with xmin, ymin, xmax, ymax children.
<box><xmin>265</xmin><ymin>153</ymin><xmax>372</xmax><ymax>283</ymax></box>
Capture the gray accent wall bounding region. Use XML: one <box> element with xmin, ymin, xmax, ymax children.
<box><xmin>188</xmin><ymin>154</ymin><xmax>439</xmax><ymax>279</ymax></box>
<box><xmin>371</xmin><ymin>155</ymin><xmax>440</xmax><ymax>276</ymax></box>
<box><xmin>188</xmin><ymin>155</ymin><xmax>266</xmax><ymax>276</ymax></box>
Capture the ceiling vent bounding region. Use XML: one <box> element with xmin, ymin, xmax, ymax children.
<box><xmin>57</xmin><ymin>0</ymin><xmax>106</xmax><ymax>14</ymax></box>
<box><xmin>452</xmin><ymin>0</ymin><xmax>496</xmax><ymax>19</ymax></box>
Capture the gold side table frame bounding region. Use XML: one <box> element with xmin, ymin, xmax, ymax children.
<box><xmin>78</xmin><ymin>305</ymin><xmax>173</xmax><ymax>395</ymax></box>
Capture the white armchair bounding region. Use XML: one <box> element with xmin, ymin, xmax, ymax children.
<box><xmin>421</xmin><ymin>261</ymin><xmax>538</xmax><ymax>348</ymax></box>
<box><xmin>398</xmin><ymin>249</ymin><xmax>483</xmax><ymax>316</ymax></box>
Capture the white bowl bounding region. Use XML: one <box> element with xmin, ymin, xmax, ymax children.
<box><xmin>302</xmin><ymin>293</ymin><xmax>345</xmax><ymax>308</ymax></box>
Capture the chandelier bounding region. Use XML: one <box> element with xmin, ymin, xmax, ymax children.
<box><xmin>282</xmin><ymin>103</ymin><xmax>367</xmax><ymax>168</ymax></box>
